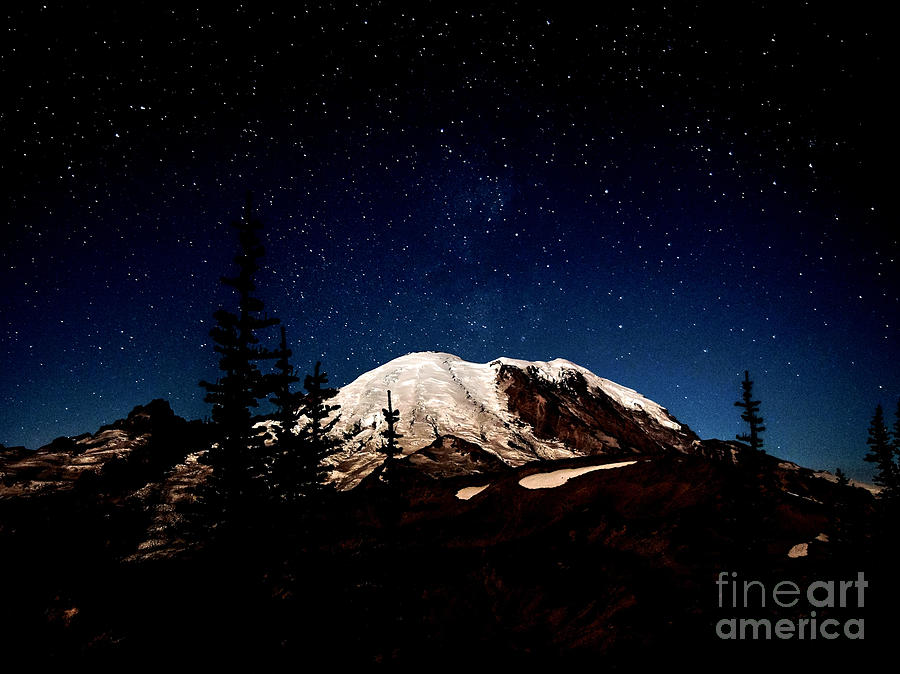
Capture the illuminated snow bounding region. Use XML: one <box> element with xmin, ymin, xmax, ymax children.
<box><xmin>330</xmin><ymin>352</ymin><xmax>681</xmax><ymax>459</ymax></box>
<box><xmin>517</xmin><ymin>461</ymin><xmax>638</xmax><ymax>489</ymax></box>
<box><xmin>787</xmin><ymin>543</ymin><xmax>809</xmax><ymax>558</ymax></box>
<box><xmin>455</xmin><ymin>484</ymin><xmax>491</xmax><ymax>500</ymax></box>
<box><xmin>328</xmin><ymin>352</ymin><xmax>577</xmax><ymax>466</ymax></box>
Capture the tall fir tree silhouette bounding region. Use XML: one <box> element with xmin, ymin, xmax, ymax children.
<box><xmin>199</xmin><ymin>192</ymin><xmax>281</xmax><ymax>512</ymax></box>
<box><xmin>267</xmin><ymin>326</ymin><xmax>304</xmax><ymax>499</ymax></box>
<box><xmin>864</xmin><ymin>404</ymin><xmax>898</xmax><ymax>494</ymax></box>
<box><xmin>269</xmin><ymin>326</ymin><xmax>302</xmax><ymax>446</ymax></box>
<box><xmin>295</xmin><ymin>361</ymin><xmax>341</xmax><ymax>496</ymax></box>
<box><xmin>734</xmin><ymin>370</ymin><xmax>766</xmax><ymax>454</ymax></box>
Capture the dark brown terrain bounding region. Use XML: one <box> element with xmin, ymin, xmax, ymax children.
<box><xmin>0</xmin><ymin>380</ymin><xmax>894</xmax><ymax>669</ymax></box>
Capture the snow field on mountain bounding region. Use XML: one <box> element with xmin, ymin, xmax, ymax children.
<box><xmin>329</xmin><ymin>352</ymin><xmax>575</xmax><ymax>464</ymax></box>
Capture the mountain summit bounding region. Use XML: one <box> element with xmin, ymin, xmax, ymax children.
<box><xmin>326</xmin><ymin>352</ymin><xmax>699</xmax><ymax>489</ymax></box>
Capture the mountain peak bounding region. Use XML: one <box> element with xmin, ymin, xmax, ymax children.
<box><xmin>326</xmin><ymin>353</ymin><xmax>695</xmax><ymax>489</ymax></box>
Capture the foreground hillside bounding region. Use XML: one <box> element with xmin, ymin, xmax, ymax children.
<box><xmin>1</xmin><ymin>430</ymin><xmax>894</xmax><ymax>667</ymax></box>
<box><xmin>1</xmin><ymin>354</ymin><xmax>895</xmax><ymax>668</ymax></box>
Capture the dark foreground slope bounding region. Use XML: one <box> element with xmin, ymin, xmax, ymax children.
<box><xmin>1</xmin><ymin>442</ymin><xmax>894</xmax><ymax>670</ymax></box>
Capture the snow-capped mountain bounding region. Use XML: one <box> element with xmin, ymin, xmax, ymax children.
<box><xmin>326</xmin><ymin>352</ymin><xmax>699</xmax><ymax>489</ymax></box>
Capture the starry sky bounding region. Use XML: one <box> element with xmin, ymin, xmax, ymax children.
<box><xmin>2</xmin><ymin>3</ymin><xmax>896</xmax><ymax>480</ymax></box>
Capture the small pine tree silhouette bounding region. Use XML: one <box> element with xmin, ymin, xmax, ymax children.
<box><xmin>379</xmin><ymin>390</ymin><xmax>403</xmax><ymax>474</ymax></box>
<box><xmin>734</xmin><ymin>370</ymin><xmax>766</xmax><ymax>454</ymax></box>
<box><xmin>829</xmin><ymin>466</ymin><xmax>860</xmax><ymax>554</ymax></box>
<box><xmin>199</xmin><ymin>192</ymin><xmax>281</xmax><ymax>514</ymax></box>
<box><xmin>864</xmin><ymin>404</ymin><xmax>898</xmax><ymax>494</ymax></box>
<box><xmin>892</xmin><ymin>399</ymin><xmax>900</xmax><ymax>464</ymax></box>
<box><xmin>834</xmin><ymin>467</ymin><xmax>850</xmax><ymax>487</ymax></box>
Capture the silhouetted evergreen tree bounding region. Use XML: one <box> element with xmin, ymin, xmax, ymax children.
<box><xmin>294</xmin><ymin>361</ymin><xmax>341</xmax><ymax>496</ymax></box>
<box><xmin>269</xmin><ymin>326</ymin><xmax>303</xmax><ymax>445</ymax></box>
<box><xmin>266</xmin><ymin>326</ymin><xmax>305</xmax><ymax>500</ymax></box>
<box><xmin>865</xmin><ymin>404</ymin><xmax>898</xmax><ymax>495</ymax></box>
<box><xmin>863</xmin><ymin>404</ymin><xmax>900</xmax><ymax>567</ymax></box>
<box><xmin>893</xmin><ymin>399</ymin><xmax>900</xmax><ymax>463</ymax></box>
<box><xmin>375</xmin><ymin>389</ymin><xmax>406</xmax><ymax>543</ymax></box>
<box><xmin>268</xmin><ymin>358</ymin><xmax>341</xmax><ymax>501</ymax></box>
<box><xmin>199</xmin><ymin>193</ymin><xmax>281</xmax><ymax>514</ymax></box>
<box><xmin>835</xmin><ymin>467</ymin><xmax>850</xmax><ymax>487</ymax></box>
<box><xmin>379</xmin><ymin>390</ymin><xmax>403</xmax><ymax>475</ymax></box>
<box><xmin>734</xmin><ymin>370</ymin><xmax>766</xmax><ymax>454</ymax></box>
<box><xmin>828</xmin><ymin>466</ymin><xmax>867</xmax><ymax>556</ymax></box>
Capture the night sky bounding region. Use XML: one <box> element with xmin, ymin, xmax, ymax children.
<box><xmin>2</xmin><ymin>3</ymin><xmax>895</xmax><ymax>480</ymax></box>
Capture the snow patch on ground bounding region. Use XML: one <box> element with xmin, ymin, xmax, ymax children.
<box><xmin>787</xmin><ymin>542</ymin><xmax>809</xmax><ymax>558</ymax></box>
<box><xmin>518</xmin><ymin>461</ymin><xmax>638</xmax><ymax>489</ymax></box>
<box><xmin>455</xmin><ymin>484</ymin><xmax>490</xmax><ymax>500</ymax></box>
<box><xmin>784</xmin><ymin>490</ymin><xmax>823</xmax><ymax>504</ymax></box>
<box><xmin>812</xmin><ymin>470</ymin><xmax>881</xmax><ymax>494</ymax></box>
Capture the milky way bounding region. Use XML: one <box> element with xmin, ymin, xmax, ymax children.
<box><xmin>2</xmin><ymin>3</ymin><xmax>895</xmax><ymax>479</ymax></box>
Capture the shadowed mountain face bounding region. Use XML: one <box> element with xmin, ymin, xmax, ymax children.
<box><xmin>0</xmin><ymin>355</ymin><xmax>892</xmax><ymax>666</ymax></box>
<box><xmin>496</xmin><ymin>361</ymin><xmax>698</xmax><ymax>455</ymax></box>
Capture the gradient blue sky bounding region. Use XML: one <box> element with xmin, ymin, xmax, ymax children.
<box><xmin>2</xmin><ymin>3</ymin><xmax>895</xmax><ymax>480</ymax></box>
